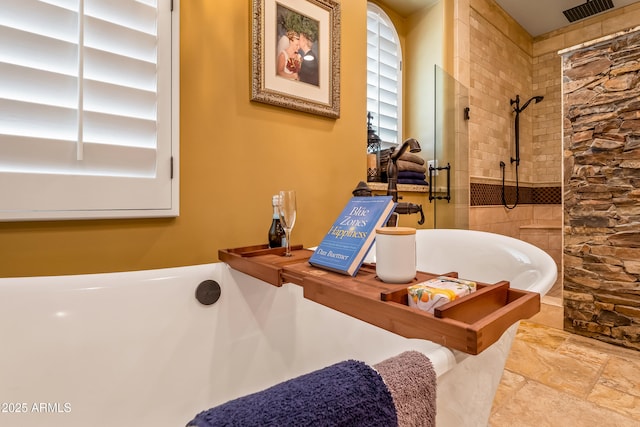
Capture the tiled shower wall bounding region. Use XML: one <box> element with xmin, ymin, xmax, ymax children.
<box><xmin>467</xmin><ymin>0</ymin><xmax>563</xmax><ymax>261</ymax></box>
<box><xmin>470</xmin><ymin>204</ymin><xmax>561</xmax><ymax>236</ymax></box>
<box><xmin>470</xmin><ymin>204</ymin><xmax>562</xmax><ymax>279</ymax></box>
<box><xmin>467</xmin><ymin>0</ymin><xmax>640</xmax><ymax>239</ymax></box>
<box><xmin>468</xmin><ymin>3</ymin><xmax>536</xmax><ymax>185</ymax></box>
<box><xmin>465</xmin><ymin>0</ymin><xmax>640</xmax><ymax>288</ymax></box>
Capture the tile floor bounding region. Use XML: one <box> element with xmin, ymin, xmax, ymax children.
<box><xmin>489</xmin><ymin>299</ymin><xmax>640</xmax><ymax>426</ymax></box>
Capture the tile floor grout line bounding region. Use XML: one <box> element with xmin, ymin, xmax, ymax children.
<box><xmin>588</xmin><ymin>355</ymin><xmax>611</xmax><ymax>396</ymax></box>
<box><xmin>553</xmin><ymin>329</ymin><xmax>611</xmax><ymax>401</ymax></box>
<box><xmin>491</xmin><ymin>317</ymin><xmax>640</xmax><ymax>425</ymax></box>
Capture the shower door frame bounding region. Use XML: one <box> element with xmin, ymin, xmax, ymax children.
<box><xmin>431</xmin><ymin>65</ymin><xmax>470</xmax><ymax>229</ymax></box>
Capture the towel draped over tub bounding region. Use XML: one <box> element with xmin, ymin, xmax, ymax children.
<box><xmin>187</xmin><ymin>351</ymin><xmax>435</xmax><ymax>427</ymax></box>
<box><xmin>374</xmin><ymin>350</ymin><xmax>437</xmax><ymax>427</ymax></box>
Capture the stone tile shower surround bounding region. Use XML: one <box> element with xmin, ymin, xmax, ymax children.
<box><xmin>467</xmin><ymin>1</ymin><xmax>563</xmax><ymax>259</ymax></box>
<box><xmin>469</xmin><ymin>184</ymin><xmax>562</xmax><ymax>284</ymax></box>
<box><xmin>561</xmin><ymin>26</ymin><xmax>640</xmax><ymax>352</ymax></box>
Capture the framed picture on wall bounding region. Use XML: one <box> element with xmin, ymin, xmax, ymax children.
<box><xmin>251</xmin><ymin>0</ymin><xmax>341</xmax><ymax>118</ymax></box>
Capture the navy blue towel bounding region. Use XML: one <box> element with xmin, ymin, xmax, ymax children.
<box><xmin>187</xmin><ymin>360</ymin><xmax>398</xmax><ymax>427</ymax></box>
<box><xmin>398</xmin><ymin>171</ymin><xmax>426</xmax><ymax>180</ymax></box>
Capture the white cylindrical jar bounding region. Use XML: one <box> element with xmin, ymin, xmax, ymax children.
<box><xmin>375</xmin><ymin>227</ymin><xmax>417</xmax><ymax>283</ymax></box>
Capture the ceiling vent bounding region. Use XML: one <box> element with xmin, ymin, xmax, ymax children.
<box><xmin>563</xmin><ymin>0</ymin><xmax>615</xmax><ymax>22</ymax></box>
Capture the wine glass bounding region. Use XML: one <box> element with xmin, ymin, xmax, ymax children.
<box><xmin>277</xmin><ymin>190</ymin><xmax>297</xmax><ymax>256</ymax></box>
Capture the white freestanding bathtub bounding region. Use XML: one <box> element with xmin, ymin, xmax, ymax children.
<box><xmin>0</xmin><ymin>229</ymin><xmax>556</xmax><ymax>427</ymax></box>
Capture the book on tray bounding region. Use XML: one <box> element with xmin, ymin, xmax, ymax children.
<box><xmin>308</xmin><ymin>196</ymin><xmax>396</xmax><ymax>276</ymax></box>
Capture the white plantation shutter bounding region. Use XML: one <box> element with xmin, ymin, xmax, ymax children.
<box><xmin>0</xmin><ymin>0</ymin><xmax>178</xmax><ymax>221</ymax></box>
<box><xmin>367</xmin><ymin>3</ymin><xmax>402</xmax><ymax>145</ymax></box>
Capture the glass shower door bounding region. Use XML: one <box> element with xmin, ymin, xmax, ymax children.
<box><xmin>431</xmin><ymin>65</ymin><xmax>469</xmax><ymax>229</ymax></box>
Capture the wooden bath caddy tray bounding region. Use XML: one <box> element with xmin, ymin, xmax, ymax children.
<box><xmin>219</xmin><ymin>245</ymin><xmax>540</xmax><ymax>355</ymax></box>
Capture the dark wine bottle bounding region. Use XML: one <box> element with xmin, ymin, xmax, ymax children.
<box><xmin>268</xmin><ymin>195</ymin><xmax>286</xmax><ymax>248</ymax></box>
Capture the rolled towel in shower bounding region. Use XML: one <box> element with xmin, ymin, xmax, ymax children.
<box><xmin>374</xmin><ymin>351</ymin><xmax>436</xmax><ymax>427</ymax></box>
<box><xmin>186</xmin><ymin>359</ymin><xmax>397</xmax><ymax>427</ymax></box>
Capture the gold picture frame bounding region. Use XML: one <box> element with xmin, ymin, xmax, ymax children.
<box><xmin>251</xmin><ymin>0</ymin><xmax>341</xmax><ymax>118</ymax></box>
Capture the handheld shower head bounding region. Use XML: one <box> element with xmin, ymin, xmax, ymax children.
<box><xmin>518</xmin><ymin>95</ymin><xmax>544</xmax><ymax>112</ymax></box>
<box><xmin>509</xmin><ymin>94</ymin><xmax>543</xmax><ymax>168</ymax></box>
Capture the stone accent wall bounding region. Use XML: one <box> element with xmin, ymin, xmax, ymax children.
<box><xmin>562</xmin><ymin>28</ymin><xmax>640</xmax><ymax>351</ymax></box>
<box><xmin>532</xmin><ymin>0</ymin><xmax>640</xmax><ymax>188</ymax></box>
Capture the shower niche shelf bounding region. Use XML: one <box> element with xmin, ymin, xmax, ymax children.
<box><xmin>219</xmin><ymin>245</ymin><xmax>540</xmax><ymax>355</ymax></box>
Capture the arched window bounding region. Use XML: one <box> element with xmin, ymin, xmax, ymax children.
<box><xmin>367</xmin><ymin>3</ymin><xmax>402</xmax><ymax>145</ymax></box>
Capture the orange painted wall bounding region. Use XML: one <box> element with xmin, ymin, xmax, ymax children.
<box><xmin>0</xmin><ymin>1</ymin><xmax>368</xmax><ymax>277</ymax></box>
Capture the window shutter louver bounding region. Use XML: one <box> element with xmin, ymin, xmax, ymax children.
<box><xmin>366</xmin><ymin>4</ymin><xmax>401</xmax><ymax>145</ymax></box>
<box><xmin>0</xmin><ymin>0</ymin><xmax>178</xmax><ymax>220</ymax></box>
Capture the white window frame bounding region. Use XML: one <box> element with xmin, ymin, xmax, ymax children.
<box><xmin>367</xmin><ymin>2</ymin><xmax>402</xmax><ymax>146</ymax></box>
<box><xmin>0</xmin><ymin>0</ymin><xmax>179</xmax><ymax>221</ymax></box>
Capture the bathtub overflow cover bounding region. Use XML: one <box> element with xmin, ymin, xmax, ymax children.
<box><xmin>195</xmin><ymin>280</ymin><xmax>221</xmax><ymax>305</ymax></box>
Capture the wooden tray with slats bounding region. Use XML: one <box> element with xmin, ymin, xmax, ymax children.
<box><xmin>218</xmin><ymin>245</ymin><xmax>540</xmax><ymax>355</ymax></box>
